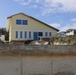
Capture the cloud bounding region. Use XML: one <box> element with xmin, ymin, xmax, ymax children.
<box><xmin>15</xmin><ymin>0</ymin><xmax>32</xmax><ymax>6</ymax></box>
<box><xmin>50</xmin><ymin>23</ymin><xmax>61</xmax><ymax>28</ymax></box>
<box><xmin>50</xmin><ymin>22</ymin><xmax>76</xmax><ymax>31</ymax></box>
<box><xmin>42</xmin><ymin>0</ymin><xmax>76</xmax><ymax>15</ymax></box>
<box><xmin>29</xmin><ymin>5</ymin><xmax>38</xmax><ymax>8</ymax></box>
<box><xmin>60</xmin><ymin>23</ymin><xmax>76</xmax><ymax>31</ymax></box>
<box><xmin>14</xmin><ymin>0</ymin><xmax>76</xmax><ymax>14</ymax></box>
<box><xmin>71</xmin><ymin>18</ymin><xmax>76</xmax><ymax>22</ymax></box>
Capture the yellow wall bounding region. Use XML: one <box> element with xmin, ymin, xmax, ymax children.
<box><xmin>11</xmin><ymin>14</ymin><xmax>56</xmax><ymax>31</ymax></box>
<box><xmin>7</xmin><ymin>14</ymin><xmax>58</xmax><ymax>41</ymax></box>
<box><xmin>6</xmin><ymin>18</ymin><xmax>11</xmax><ymax>32</ymax></box>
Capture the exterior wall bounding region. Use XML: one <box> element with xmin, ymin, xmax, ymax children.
<box><xmin>0</xmin><ymin>35</ymin><xmax>5</xmax><ymax>42</ymax></box>
<box><xmin>66</xmin><ymin>30</ymin><xmax>74</xmax><ymax>36</ymax></box>
<box><xmin>0</xmin><ymin>56</ymin><xmax>21</xmax><ymax>75</ymax></box>
<box><xmin>7</xmin><ymin>14</ymin><xmax>57</xmax><ymax>41</ymax></box>
<box><xmin>6</xmin><ymin>18</ymin><xmax>11</xmax><ymax>32</ymax></box>
<box><xmin>23</xmin><ymin>56</ymin><xmax>76</xmax><ymax>75</ymax></box>
<box><xmin>0</xmin><ymin>55</ymin><xmax>75</xmax><ymax>75</ymax></box>
<box><xmin>0</xmin><ymin>45</ymin><xmax>75</xmax><ymax>75</ymax></box>
<box><xmin>11</xmin><ymin>14</ymin><xmax>56</xmax><ymax>31</ymax></box>
<box><xmin>9</xmin><ymin>24</ymin><xmax>12</xmax><ymax>41</ymax></box>
<box><xmin>9</xmin><ymin>41</ymin><xmax>25</xmax><ymax>44</ymax></box>
<box><xmin>58</xmin><ymin>32</ymin><xmax>66</xmax><ymax>37</ymax></box>
<box><xmin>10</xmin><ymin>30</ymin><xmax>53</xmax><ymax>41</ymax></box>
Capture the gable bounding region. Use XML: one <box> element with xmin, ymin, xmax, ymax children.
<box><xmin>7</xmin><ymin>13</ymin><xmax>59</xmax><ymax>32</ymax></box>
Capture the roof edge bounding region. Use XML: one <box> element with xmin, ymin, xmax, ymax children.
<box><xmin>7</xmin><ymin>13</ymin><xmax>59</xmax><ymax>31</ymax></box>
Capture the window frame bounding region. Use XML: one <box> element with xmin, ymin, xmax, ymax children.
<box><xmin>23</xmin><ymin>20</ymin><xmax>28</xmax><ymax>25</ymax></box>
<box><xmin>29</xmin><ymin>32</ymin><xmax>31</xmax><ymax>38</ymax></box>
<box><xmin>49</xmin><ymin>32</ymin><xmax>51</xmax><ymax>37</ymax></box>
<box><xmin>38</xmin><ymin>32</ymin><xmax>43</xmax><ymax>36</ymax></box>
<box><xmin>24</xmin><ymin>31</ymin><xmax>27</xmax><ymax>38</ymax></box>
<box><xmin>20</xmin><ymin>31</ymin><xmax>22</xmax><ymax>38</ymax></box>
<box><xmin>16</xmin><ymin>19</ymin><xmax>21</xmax><ymax>25</ymax></box>
<box><xmin>16</xmin><ymin>19</ymin><xmax>28</xmax><ymax>25</ymax></box>
<box><xmin>16</xmin><ymin>31</ymin><xmax>18</xmax><ymax>38</ymax></box>
<box><xmin>45</xmin><ymin>32</ymin><xmax>48</xmax><ymax>37</ymax></box>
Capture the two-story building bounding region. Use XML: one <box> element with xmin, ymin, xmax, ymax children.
<box><xmin>66</xmin><ymin>29</ymin><xmax>76</xmax><ymax>36</ymax></box>
<box><xmin>6</xmin><ymin>13</ymin><xmax>59</xmax><ymax>44</ymax></box>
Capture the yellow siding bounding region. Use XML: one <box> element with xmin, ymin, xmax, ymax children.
<box><xmin>11</xmin><ymin>14</ymin><xmax>56</xmax><ymax>31</ymax></box>
<box><xmin>10</xmin><ymin>30</ymin><xmax>57</xmax><ymax>41</ymax></box>
<box><xmin>7</xmin><ymin>14</ymin><xmax>58</xmax><ymax>41</ymax></box>
<box><xmin>6</xmin><ymin>19</ymin><xmax>10</xmax><ymax>32</ymax></box>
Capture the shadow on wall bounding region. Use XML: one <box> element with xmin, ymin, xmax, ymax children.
<box><xmin>54</xmin><ymin>72</ymin><xmax>74</xmax><ymax>75</ymax></box>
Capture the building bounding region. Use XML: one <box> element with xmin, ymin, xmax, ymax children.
<box><xmin>0</xmin><ymin>35</ymin><xmax>5</xmax><ymax>42</ymax></box>
<box><xmin>66</xmin><ymin>29</ymin><xmax>76</xmax><ymax>36</ymax></box>
<box><xmin>57</xmin><ymin>31</ymin><xmax>66</xmax><ymax>37</ymax></box>
<box><xmin>0</xmin><ymin>28</ymin><xmax>6</xmax><ymax>42</ymax></box>
<box><xmin>6</xmin><ymin>13</ymin><xmax>59</xmax><ymax>44</ymax></box>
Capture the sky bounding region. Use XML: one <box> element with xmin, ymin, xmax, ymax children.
<box><xmin>0</xmin><ymin>0</ymin><xmax>76</xmax><ymax>31</ymax></box>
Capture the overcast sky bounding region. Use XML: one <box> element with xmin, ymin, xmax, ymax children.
<box><xmin>0</xmin><ymin>0</ymin><xmax>76</xmax><ymax>31</ymax></box>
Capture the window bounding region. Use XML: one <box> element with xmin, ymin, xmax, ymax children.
<box><xmin>38</xmin><ymin>32</ymin><xmax>43</xmax><ymax>36</ymax></box>
<box><xmin>29</xmin><ymin>32</ymin><xmax>31</xmax><ymax>38</ymax></box>
<box><xmin>49</xmin><ymin>32</ymin><xmax>51</xmax><ymax>36</ymax></box>
<box><xmin>24</xmin><ymin>32</ymin><xmax>27</xmax><ymax>38</ymax></box>
<box><xmin>16</xmin><ymin>31</ymin><xmax>18</xmax><ymax>38</ymax></box>
<box><xmin>23</xmin><ymin>20</ymin><xmax>28</xmax><ymax>25</ymax></box>
<box><xmin>16</xmin><ymin>19</ymin><xmax>28</xmax><ymax>25</ymax></box>
<box><xmin>74</xmin><ymin>30</ymin><xmax>76</xmax><ymax>34</ymax></box>
<box><xmin>16</xmin><ymin>19</ymin><xmax>21</xmax><ymax>25</ymax></box>
<box><xmin>20</xmin><ymin>31</ymin><xmax>22</xmax><ymax>38</ymax></box>
<box><xmin>45</xmin><ymin>32</ymin><xmax>48</xmax><ymax>36</ymax></box>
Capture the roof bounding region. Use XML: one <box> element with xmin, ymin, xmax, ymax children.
<box><xmin>7</xmin><ymin>13</ymin><xmax>59</xmax><ymax>31</ymax></box>
<box><xmin>66</xmin><ymin>29</ymin><xmax>76</xmax><ymax>32</ymax></box>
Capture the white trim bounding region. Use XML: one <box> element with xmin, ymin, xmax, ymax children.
<box><xmin>11</xmin><ymin>28</ymin><xmax>54</xmax><ymax>32</ymax></box>
<box><xmin>11</xmin><ymin>29</ymin><xmax>54</xmax><ymax>41</ymax></box>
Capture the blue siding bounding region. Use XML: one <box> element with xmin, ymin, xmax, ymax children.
<box><xmin>16</xmin><ymin>31</ymin><xmax>18</xmax><ymax>38</ymax></box>
<box><xmin>20</xmin><ymin>31</ymin><xmax>22</xmax><ymax>38</ymax></box>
